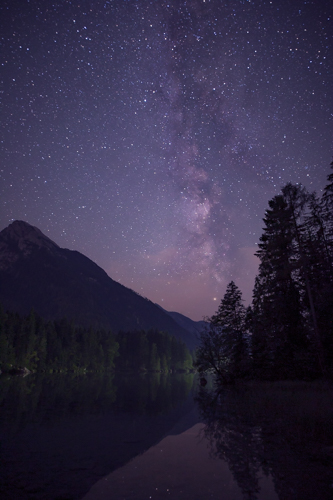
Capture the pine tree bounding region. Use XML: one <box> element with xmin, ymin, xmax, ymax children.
<box><xmin>252</xmin><ymin>191</ymin><xmax>307</xmax><ymax>378</ymax></box>
<box><xmin>195</xmin><ymin>281</ymin><xmax>249</xmax><ymax>381</ymax></box>
<box><xmin>212</xmin><ymin>281</ymin><xmax>248</xmax><ymax>377</ymax></box>
<box><xmin>304</xmin><ymin>192</ymin><xmax>332</xmax><ymax>280</ymax></box>
<box><xmin>211</xmin><ymin>281</ymin><xmax>245</xmax><ymax>331</ymax></box>
<box><xmin>317</xmin><ymin>162</ymin><xmax>333</xmax><ymax>372</ymax></box>
<box><xmin>322</xmin><ymin>160</ymin><xmax>333</xmax><ymax>248</ymax></box>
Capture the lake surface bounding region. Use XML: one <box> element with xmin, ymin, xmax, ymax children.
<box><xmin>0</xmin><ymin>373</ymin><xmax>332</xmax><ymax>500</ymax></box>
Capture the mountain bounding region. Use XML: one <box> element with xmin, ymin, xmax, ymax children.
<box><xmin>158</xmin><ymin>306</ymin><xmax>207</xmax><ymax>340</ymax></box>
<box><xmin>0</xmin><ymin>221</ymin><xmax>198</xmax><ymax>349</ymax></box>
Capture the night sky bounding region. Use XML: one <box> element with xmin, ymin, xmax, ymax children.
<box><xmin>1</xmin><ymin>0</ymin><xmax>332</xmax><ymax>320</ymax></box>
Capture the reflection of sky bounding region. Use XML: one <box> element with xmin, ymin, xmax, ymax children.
<box><xmin>1</xmin><ymin>1</ymin><xmax>332</xmax><ymax>319</ymax></box>
<box><xmin>82</xmin><ymin>423</ymin><xmax>278</xmax><ymax>500</ymax></box>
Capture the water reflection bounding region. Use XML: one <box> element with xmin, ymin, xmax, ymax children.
<box><xmin>1</xmin><ymin>375</ymin><xmax>332</xmax><ymax>500</ymax></box>
<box><xmin>0</xmin><ymin>372</ymin><xmax>196</xmax><ymax>500</ymax></box>
<box><xmin>196</xmin><ymin>381</ymin><xmax>333</xmax><ymax>500</ymax></box>
<box><xmin>82</xmin><ymin>422</ymin><xmax>244</xmax><ymax>500</ymax></box>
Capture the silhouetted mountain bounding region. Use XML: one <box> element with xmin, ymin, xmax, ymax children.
<box><xmin>0</xmin><ymin>221</ymin><xmax>197</xmax><ymax>349</ymax></box>
<box><xmin>158</xmin><ymin>306</ymin><xmax>207</xmax><ymax>340</ymax></box>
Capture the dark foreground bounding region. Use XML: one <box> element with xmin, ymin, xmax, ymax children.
<box><xmin>0</xmin><ymin>373</ymin><xmax>332</xmax><ymax>500</ymax></box>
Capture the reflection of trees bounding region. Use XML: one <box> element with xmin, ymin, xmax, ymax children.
<box><xmin>197</xmin><ymin>387</ymin><xmax>261</xmax><ymax>500</ymax></box>
<box><xmin>114</xmin><ymin>372</ymin><xmax>194</xmax><ymax>415</ymax></box>
<box><xmin>196</xmin><ymin>382</ymin><xmax>333</xmax><ymax>500</ymax></box>
<box><xmin>0</xmin><ymin>372</ymin><xmax>196</xmax><ymax>500</ymax></box>
<box><xmin>0</xmin><ymin>372</ymin><xmax>118</xmax><ymax>433</ymax></box>
<box><xmin>0</xmin><ymin>372</ymin><xmax>195</xmax><ymax>432</ymax></box>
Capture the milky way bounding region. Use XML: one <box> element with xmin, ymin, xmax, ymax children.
<box><xmin>1</xmin><ymin>0</ymin><xmax>332</xmax><ymax>319</ymax></box>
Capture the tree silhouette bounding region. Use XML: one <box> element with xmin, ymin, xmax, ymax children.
<box><xmin>195</xmin><ymin>281</ymin><xmax>250</xmax><ymax>381</ymax></box>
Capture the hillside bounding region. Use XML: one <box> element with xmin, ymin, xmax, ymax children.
<box><xmin>0</xmin><ymin>221</ymin><xmax>197</xmax><ymax>349</ymax></box>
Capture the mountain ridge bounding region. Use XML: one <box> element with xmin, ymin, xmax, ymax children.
<box><xmin>0</xmin><ymin>221</ymin><xmax>198</xmax><ymax>349</ymax></box>
<box><xmin>157</xmin><ymin>305</ymin><xmax>207</xmax><ymax>339</ymax></box>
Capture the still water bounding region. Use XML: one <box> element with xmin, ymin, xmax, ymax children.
<box><xmin>0</xmin><ymin>372</ymin><xmax>332</xmax><ymax>500</ymax></box>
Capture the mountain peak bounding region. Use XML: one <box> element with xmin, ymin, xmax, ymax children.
<box><xmin>1</xmin><ymin>220</ymin><xmax>59</xmax><ymax>249</ymax></box>
<box><xmin>0</xmin><ymin>220</ymin><xmax>59</xmax><ymax>268</ymax></box>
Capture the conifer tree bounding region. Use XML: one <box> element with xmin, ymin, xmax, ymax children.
<box><xmin>317</xmin><ymin>161</ymin><xmax>333</xmax><ymax>372</ymax></box>
<box><xmin>322</xmin><ymin>160</ymin><xmax>333</xmax><ymax>246</ymax></box>
<box><xmin>211</xmin><ymin>281</ymin><xmax>245</xmax><ymax>331</ymax></box>
<box><xmin>195</xmin><ymin>281</ymin><xmax>248</xmax><ymax>380</ymax></box>
<box><xmin>252</xmin><ymin>192</ymin><xmax>307</xmax><ymax>378</ymax></box>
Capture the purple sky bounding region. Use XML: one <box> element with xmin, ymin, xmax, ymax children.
<box><xmin>1</xmin><ymin>0</ymin><xmax>332</xmax><ymax>320</ymax></box>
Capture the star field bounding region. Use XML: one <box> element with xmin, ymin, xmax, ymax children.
<box><xmin>1</xmin><ymin>0</ymin><xmax>332</xmax><ymax>320</ymax></box>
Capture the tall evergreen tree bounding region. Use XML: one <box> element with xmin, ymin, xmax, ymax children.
<box><xmin>212</xmin><ymin>281</ymin><xmax>249</xmax><ymax>377</ymax></box>
<box><xmin>283</xmin><ymin>183</ymin><xmax>330</xmax><ymax>375</ymax></box>
<box><xmin>317</xmin><ymin>161</ymin><xmax>333</xmax><ymax>372</ymax></box>
<box><xmin>195</xmin><ymin>281</ymin><xmax>249</xmax><ymax>380</ymax></box>
<box><xmin>211</xmin><ymin>281</ymin><xmax>245</xmax><ymax>330</ymax></box>
<box><xmin>252</xmin><ymin>191</ymin><xmax>308</xmax><ymax>378</ymax></box>
<box><xmin>305</xmin><ymin>192</ymin><xmax>332</xmax><ymax>279</ymax></box>
<box><xmin>322</xmin><ymin>160</ymin><xmax>333</xmax><ymax>246</ymax></box>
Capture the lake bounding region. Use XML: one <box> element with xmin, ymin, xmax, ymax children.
<box><xmin>0</xmin><ymin>373</ymin><xmax>332</xmax><ymax>500</ymax></box>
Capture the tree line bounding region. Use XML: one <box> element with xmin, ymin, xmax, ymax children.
<box><xmin>195</xmin><ymin>162</ymin><xmax>333</xmax><ymax>381</ymax></box>
<box><xmin>0</xmin><ymin>307</ymin><xmax>193</xmax><ymax>373</ymax></box>
<box><xmin>116</xmin><ymin>329</ymin><xmax>193</xmax><ymax>372</ymax></box>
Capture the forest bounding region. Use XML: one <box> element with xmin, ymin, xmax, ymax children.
<box><xmin>0</xmin><ymin>308</ymin><xmax>193</xmax><ymax>374</ymax></box>
<box><xmin>195</xmin><ymin>162</ymin><xmax>333</xmax><ymax>381</ymax></box>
